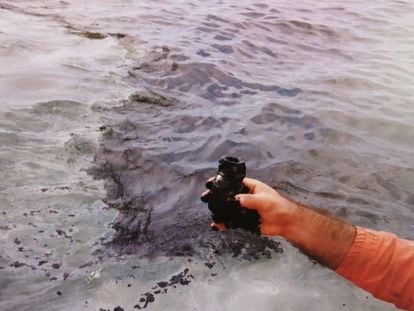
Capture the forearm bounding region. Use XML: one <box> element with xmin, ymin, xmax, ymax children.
<box><xmin>336</xmin><ymin>227</ymin><xmax>414</xmax><ymax>310</ymax></box>
<box><xmin>281</xmin><ymin>202</ymin><xmax>356</xmax><ymax>269</ymax></box>
<box><xmin>233</xmin><ymin>178</ymin><xmax>413</xmax><ymax>309</ymax></box>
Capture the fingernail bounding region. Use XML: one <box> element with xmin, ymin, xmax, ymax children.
<box><xmin>235</xmin><ymin>195</ymin><xmax>244</xmax><ymax>203</ymax></box>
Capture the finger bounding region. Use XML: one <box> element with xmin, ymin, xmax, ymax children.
<box><xmin>235</xmin><ymin>193</ymin><xmax>259</xmax><ymax>210</ymax></box>
<box><xmin>243</xmin><ymin>177</ymin><xmax>278</xmax><ymax>195</ymax></box>
<box><xmin>205</xmin><ymin>178</ymin><xmax>214</xmax><ymax>189</ymax></box>
<box><xmin>200</xmin><ymin>190</ymin><xmax>210</xmax><ymax>203</ymax></box>
<box><xmin>243</xmin><ymin>177</ymin><xmax>271</xmax><ymax>193</ymax></box>
<box><xmin>210</xmin><ymin>222</ymin><xmax>226</xmax><ymax>231</ymax></box>
<box><xmin>242</xmin><ymin>177</ymin><xmax>259</xmax><ymax>193</ymax></box>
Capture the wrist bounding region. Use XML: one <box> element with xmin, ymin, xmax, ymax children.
<box><xmin>280</xmin><ymin>202</ymin><xmax>356</xmax><ymax>269</ymax></box>
<box><xmin>272</xmin><ymin>198</ymin><xmax>303</xmax><ymax>238</ymax></box>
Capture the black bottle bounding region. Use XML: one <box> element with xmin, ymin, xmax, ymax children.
<box><xmin>201</xmin><ymin>156</ymin><xmax>260</xmax><ymax>234</ymax></box>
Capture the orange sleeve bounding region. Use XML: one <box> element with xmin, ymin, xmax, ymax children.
<box><xmin>336</xmin><ymin>226</ymin><xmax>414</xmax><ymax>310</ymax></box>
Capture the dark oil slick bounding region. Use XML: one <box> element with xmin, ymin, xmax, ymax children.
<box><xmin>89</xmin><ymin>90</ymin><xmax>282</xmax><ymax>259</ymax></box>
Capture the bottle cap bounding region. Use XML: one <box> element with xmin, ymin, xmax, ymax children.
<box><xmin>218</xmin><ymin>156</ymin><xmax>246</xmax><ymax>180</ymax></box>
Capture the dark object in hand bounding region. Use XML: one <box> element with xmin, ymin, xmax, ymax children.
<box><xmin>201</xmin><ymin>156</ymin><xmax>260</xmax><ymax>234</ymax></box>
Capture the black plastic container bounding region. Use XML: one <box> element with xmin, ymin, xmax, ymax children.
<box><xmin>201</xmin><ymin>156</ymin><xmax>260</xmax><ymax>233</ymax></box>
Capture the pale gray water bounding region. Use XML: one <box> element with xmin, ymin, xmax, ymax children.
<box><xmin>0</xmin><ymin>0</ymin><xmax>413</xmax><ymax>310</ymax></box>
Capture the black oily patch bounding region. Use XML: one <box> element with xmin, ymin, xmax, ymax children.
<box><xmin>89</xmin><ymin>89</ymin><xmax>283</xmax><ymax>261</ymax></box>
<box><xmin>125</xmin><ymin>89</ymin><xmax>177</xmax><ymax>107</ymax></box>
<box><xmin>133</xmin><ymin>269</ymin><xmax>193</xmax><ymax>309</ymax></box>
<box><xmin>90</xmin><ymin>162</ymin><xmax>282</xmax><ymax>260</ymax></box>
<box><xmin>76</xmin><ymin>31</ymin><xmax>108</xmax><ymax>40</ymax></box>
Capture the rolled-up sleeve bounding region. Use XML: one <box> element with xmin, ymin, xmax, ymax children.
<box><xmin>336</xmin><ymin>227</ymin><xmax>414</xmax><ymax>310</ymax></box>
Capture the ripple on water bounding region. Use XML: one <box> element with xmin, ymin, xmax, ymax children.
<box><xmin>89</xmin><ymin>89</ymin><xmax>283</xmax><ymax>259</ymax></box>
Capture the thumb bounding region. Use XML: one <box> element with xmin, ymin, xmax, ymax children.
<box><xmin>235</xmin><ymin>194</ymin><xmax>261</xmax><ymax>210</ymax></box>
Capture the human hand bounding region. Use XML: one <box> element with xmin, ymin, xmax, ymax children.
<box><xmin>201</xmin><ymin>177</ymin><xmax>298</xmax><ymax>236</ymax></box>
<box><xmin>237</xmin><ymin>178</ymin><xmax>356</xmax><ymax>269</ymax></box>
<box><xmin>202</xmin><ymin>177</ymin><xmax>356</xmax><ymax>269</ymax></box>
<box><xmin>200</xmin><ymin>176</ymin><xmax>258</xmax><ymax>232</ymax></box>
<box><xmin>234</xmin><ymin>178</ymin><xmax>299</xmax><ymax>236</ymax></box>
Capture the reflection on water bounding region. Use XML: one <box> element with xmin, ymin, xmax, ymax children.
<box><xmin>0</xmin><ymin>0</ymin><xmax>413</xmax><ymax>310</ymax></box>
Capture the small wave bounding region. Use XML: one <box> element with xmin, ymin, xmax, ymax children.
<box><xmin>128</xmin><ymin>46</ymin><xmax>300</xmax><ymax>101</ymax></box>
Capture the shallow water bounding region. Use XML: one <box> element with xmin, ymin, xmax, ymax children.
<box><xmin>1</xmin><ymin>0</ymin><xmax>413</xmax><ymax>310</ymax></box>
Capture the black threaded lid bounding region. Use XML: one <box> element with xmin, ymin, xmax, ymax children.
<box><xmin>218</xmin><ymin>156</ymin><xmax>246</xmax><ymax>178</ymax></box>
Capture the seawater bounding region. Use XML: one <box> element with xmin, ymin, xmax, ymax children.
<box><xmin>0</xmin><ymin>1</ymin><xmax>413</xmax><ymax>310</ymax></box>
